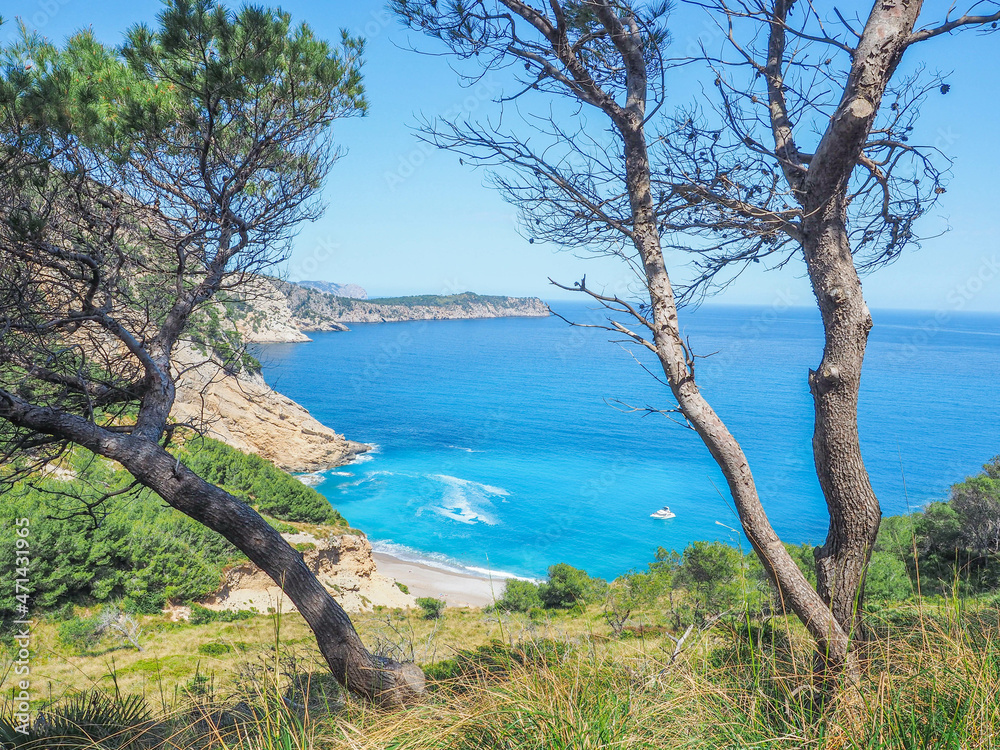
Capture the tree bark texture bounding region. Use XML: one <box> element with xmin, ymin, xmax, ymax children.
<box><xmin>796</xmin><ymin>0</ymin><xmax>926</xmax><ymax>637</ymax></box>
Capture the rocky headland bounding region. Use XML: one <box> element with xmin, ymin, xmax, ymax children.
<box><xmin>228</xmin><ymin>276</ymin><xmax>315</xmax><ymax>343</ymax></box>
<box><xmin>233</xmin><ymin>278</ymin><xmax>549</xmax><ymax>343</ymax></box>
<box><xmin>171</xmin><ymin>341</ymin><xmax>367</xmax><ymax>472</ymax></box>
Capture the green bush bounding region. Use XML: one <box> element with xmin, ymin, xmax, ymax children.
<box><xmin>865</xmin><ymin>550</ymin><xmax>913</xmax><ymax>602</ymax></box>
<box><xmin>539</xmin><ymin>564</ymin><xmax>606</xmax><ymax>609</ymax></box>
<box><xmin>493</xmin><ymin>579</ymin><xmax>543</xmax><ymax>612</ymax></box>
<box><xmin>198</xmin><ymin>641</ymin><xmax>233</xmax><ymax>656</ymax></box>
<box><xmin>856</xmin><ymin>456</ymin><xmax>1000</xmax><ymax>598</ymax></box>
<box><xmin>175</xmin><ymin>438</ymin><xmax>346</xmax><ymax>525</ymax></box>
<box><xmin>603</xmin><ymin>571</ymin><xmax>664</xmax><ymax>635</ymax></box>
<box><xmin>58</xmin><ymin>616</ymin><xmax>99</xmax><ymax>654</ymax></box>
<box><xmin>678</xmin><ymin>541</ymin><xmax>758</xmax><ymax>615</ymax></box>
<box><xmin>189</xmin><ymin>603</ymin><xmax>255</xmax><ymax>625</ymax></box>
<box><xmin>416</xmin><ymin>597</ymin><xmax>445</xmax><ymax>620</ymax></box>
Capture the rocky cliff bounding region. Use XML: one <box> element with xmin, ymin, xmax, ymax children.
<box><xmin>201</xmin><ymin>530</ymin><xmax>415</xmax><ymax>613</ymax></box>
<box><xmin>228</xmin><ymin>277</ymin><xmax>315</xmax><ymax>344</ymax></box>
<box><xmin>171</xmin><ymin>342</ymin><xmax>366</xmax><ymax>472</ymax></box>
<box><xmin>298</xmin><ymin>280</ymin><xmax>368</xmax><ymax>299</ymax></box>
<box><xmin>275</xmin><ymin>282</ymin><xmax>550</xmax><ymax>328</ymax></box>
<box><xmin>228</xmin><ymin>278</ymin><xmax>549</xmax><ymax>342</ymax></box>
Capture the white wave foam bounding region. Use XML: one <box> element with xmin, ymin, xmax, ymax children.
<box><xmin>294</xmin><ymin>472</ymin><xmax>325</xmax><ymax>486</ymax></box>
<box><xmin>370</xmin><ymin>541</ymin><xmax>537</xmax><ymax>581</ymax></box>
<box><xmin>327</xmin><ymin>471</ymin><xmax>354</xmax><ymax>477</ymax></box>
<box><xmin>432</xmin><ymin>474</ymin><xmax>509</xmax><ymax>497</ymax></box>
<box><xmin>336</xmin><ymin>470</ymin><xmax>394</xmax><ymax>489</ymax></box>
<box><xmin>445</xmin><ymin>445</ymin><xmax>478</xmax><ymax>453</ymax></box>
<box><xmin>428</xmin><ymin>474</ymin><xmax>508</xmax><ymax>525</ymax></box>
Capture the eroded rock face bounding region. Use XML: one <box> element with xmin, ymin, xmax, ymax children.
<box><xmin>171</xmin><ymin>342</ymin><xmax>367</xmax><ymax>472</ymax></box>
<box><xmin>201</xmin><ymin>532</ymin><xmax>416</xmax><ymax>613</ymax></box>
<box><xmin>232</xmin><ymin>277</ymin><xmax>313</xmax><ymax>343</ymax></box>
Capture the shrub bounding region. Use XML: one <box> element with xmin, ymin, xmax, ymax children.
<box><xmin>189</xmin><ymin>603</ymin><xmax>255</xmax><ymax>625</ymax></box>
<box><xmin>539</xmin><ymin>564</ymin><xmax>605</xmax><ymax>609</ymax></box>
<box><xmin>678</xmin><ymin>541</ymin><xmax>751</xmax><ymax>615</ymax></box>
<box><xmin>865</xmin><ymin>550</ymin><xmax>913</xmax><ymax>602</ymax></box>
<box><xmin>494</xmin><ymin>579</ymin><xmax>543</xmax><ymax>612</ymax></box>
<box><xmin>198</xmin><ymin>641</ymin><xmax>233</xmax><ymax>656</ymax></box>
<box><xmin>175</xmin><ymin>437</ymin><xmax>346</xmax><ymax>524</ymax></box>
<box><xmin>416</xmin><ymin>597</ymin><xmax>445</xmax><ymax>620</ymax></box>
<box><xmin>58</xmin><ymin>616</ymin><xmax>99</xmax><ymax>653</ymax></box>
<box><xmin>603</xmin><ymin>571</ymin><xmax>661</xmax><ymax>635</ymax></box>
<box><xmin>910</xmin><ymin>457</ymin><xmax>1000</xmax><ymax>595</ymax></box>
<box><xmin>395</xmin><ymin>582</ymin><xmax>409</xmax><ymax>594</ymax></box>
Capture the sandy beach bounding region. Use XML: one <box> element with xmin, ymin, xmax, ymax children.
<box><xmin>373</xmin><ymin>551</ymin><xmax>508</xmax><ymax>608</ymax></box>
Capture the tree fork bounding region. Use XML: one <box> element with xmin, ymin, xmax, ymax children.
<box><xmin>619</xmin><ymin>124</ymin><xmax>854</xmax><ymax>672</ymax></box>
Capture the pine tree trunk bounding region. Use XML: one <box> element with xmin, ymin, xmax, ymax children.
<box><xmin>801</xmin><ymin>197</ymin><xmax>882</xmax><ymax>639</ymax></box>
<box><xmin>110</xmin><ymin>439</ymin><xmax>425</xmax><ymax>704</ymax></box>
<box><xmin>619</xmin><ymin>124</ymin><xmax>853</xmax><ymax>670</ymax></box>
<box><xmin>789</xmin><ymin>0</ymin><xmax>929</xmax><ymax>640</ymax></box>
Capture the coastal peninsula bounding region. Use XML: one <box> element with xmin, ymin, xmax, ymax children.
<box><xmin>230</xmin><ymin>277</ymin><xmax>550</xmax><ymax>343</ymax></box>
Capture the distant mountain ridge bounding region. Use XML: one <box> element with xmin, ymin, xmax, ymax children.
<box><xmin>297</xmin><ymin>280</ymin><xmax>368</xmax><ymax>299</ymax></box>
<box><xmin>232</xmin><ymin>279</ymin><xmax>550</xmax><ymax>343</ymax></box>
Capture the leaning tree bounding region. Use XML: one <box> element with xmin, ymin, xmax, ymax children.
<box><xmin>393</xmin><ymin>0</ymin><xmax>998</xmax><ymax>676</ymax></box>
<box><xmin>0</xmin><ymin>3</ymin><xmax>423</xmax><ymax>703</ymax></box>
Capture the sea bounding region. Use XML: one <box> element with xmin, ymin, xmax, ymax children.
<box><xmin>255</xmin><ymin>303</ymin><xmax>1000</xmax><ymax>582</ymax></box>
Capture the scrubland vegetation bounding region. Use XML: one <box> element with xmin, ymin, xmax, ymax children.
<box><xmin>3</xmin><ymin>0</ymin><xmax>1000</xmax><ymax>743</ymax></box>
<box><xmin>2</xmin><ymin>569</ymin><xmax>998</xmax><ymax>748</ymax></box>
<box><xmin>2</xmin><ymin>457</ymin><xmax>998</xmax><ymax>748</ymax></box>
<box><xmin>0</xmin><ymin>439</ymin><xmax>348</xmax><ymax>621</ymax></box>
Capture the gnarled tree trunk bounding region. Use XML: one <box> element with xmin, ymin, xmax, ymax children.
<box><xmin>0</xmin><ymin>395</ymin><xmax>425</xmax><ymax>705</ymax></box>
<box><xmin>117</xmin><ymin>439</ymin><xmax>426</xmax><ymax>704</ymax></box>
<box><xmin>794</xmin><ymin>0</ymin><xmax>928</xmax><ymax>638</ymax></box>
<box><xmin>619</xmin><ymin>123</ymin><xmax>853</xmax><ymax>671</ymax></box>
<box><xmin>801</xmin><ymin>197</ymin><xmax>881</xmax><ymax>640</ymax></box>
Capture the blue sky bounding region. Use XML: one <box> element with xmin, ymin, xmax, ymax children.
<box><xmin>8</xmin><ymin>0</ymin><xmax>1000</xmax><ymax>311</ymax></box>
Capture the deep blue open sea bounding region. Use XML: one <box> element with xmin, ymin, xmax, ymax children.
<box><xmin>256</xmin><ymin>303</ymin><xmax>1000</xmax><ymax>581</ymax></box>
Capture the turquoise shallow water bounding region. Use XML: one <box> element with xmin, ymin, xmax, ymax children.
<box><xmin>256</xmin><ymin>303</ymin><xmax>1000</xmax><ymax>581</ymax></box>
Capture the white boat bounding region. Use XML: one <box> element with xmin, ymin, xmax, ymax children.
<box><xmin>650</xmin><ymin>505</ymin><xmax>676</xmax><ymax>519</ymax></box>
